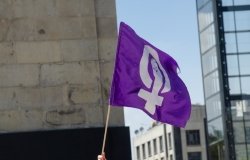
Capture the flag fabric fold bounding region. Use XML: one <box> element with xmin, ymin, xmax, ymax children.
<box><xmin>109</xmin><ymin>22</ymin><xmax>191</xmax><ymax>128</ymax></box>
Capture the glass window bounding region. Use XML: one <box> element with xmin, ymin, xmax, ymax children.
<box><xmin>244</xmin><ymin>121</ymin><xmax>250</xmax><ymax>142</ymax></box>
<box><xmin>246</xmin><ymin>127</ymin><xmax>250</xmax><ymax>143</ymax></box>
<box><xmin>225</xmin><ymin>33</ymin><xmax>237</xmax><ymax>53</ymax></box>
<box><xmin>197</xmin><ymin>0</ymin><xmax>210</xmax><ymax>9</ymax></box>
<box><xmin>206</xmin><ymin>94</ymin><xmax>222</xmax><ymax>121</ymax></box>
<box><xmin>222</xmin><ymin>0</ymin><xmax>233</xmax><ymax>6</ymax></box>
<box><xmin>202</xmin><ymin>47</ymin><xmax>218</xmax><ymax>75</ymax></box>
<box><xmin>242</xmin><ymin>100</ymin><xmax>250</xmax><ymax>120</ymax></box>
<box><xmin>200</xmin><ymin>25</ymin><xmax>216</xmax><ymax>53</ymax></box>
<box><xmin>231</xmin><ymin>100</ymin><xmax>245</xmax><ymax>120</ymax></box>
<box><xmin>204</xmin><ymin>71</ymin><xmax>220</xmax><ymax>98</ymax></box>
<box><xmin>235</xmin><ymin>144</ymin><xmax>247</xmax><ymax>160</ymax></box>
<box><xmin>239</xmin><ymin>54</ymin><xmax>250</xmax><ymax>75</ymax></box>
<box><xmin>136</xmin><ymin>146</ymin><xmax>140</xmax><ymax>160</ymax></box>
<box><xmin>148</xmin><ymin>141</ymin><xmax>152</xmax><ymax>157</ymax></box>
<box><xmin>188</xmin><ymin>152</ymin><xmax>202</xmax><ymax>160</ymax></box>
<box><xmin>223</xmin><ymin>12</ymin><xmax>235</xmax><ymax>31</ymax></box>
<box><xmin>231</xmin><ymin>100</ymin><xmax>250</xmax><ymax>120</ymax></box>
<box><xmin>159</xmin><ymin>136</ymin><xmax>164</xmax><ymax>152</ymax></box>
<box><xmin>235</xmin><ymin>11</ymin><xmax>250</xmax><ymax>31</ymax></box>
<box><xmin>198</xmin><ymin>1</ymin><xmax>214</xmax><ymax>31</ymax></box>
<box><xmin>233</xmin><ymin>121</ymin><xmax>246</xmax><ymax>143</ymax></box>
<box><xmin>186</xmin><ymin>130</ymin><xmax>201</xmax><ymax>145</ymax></box>
<box><xmin>153</xmin><ymin>138</ymin><xmax>157</xmax><ymax>155</ymax></box>
<box><xmin>237</xmin><ymin>32</ymin><xmax>250</xmax><ymax>53</ymax></box>
<box><xmin>246</xmin><ymin>121</ymin><xmax>250</xmax><ymax>130</ymax></box>
<box><xmin>234</xmin><ymin>0</ymin><xmax>250</xmax><ymax>6</ymax></box>
<box><xmin>160</xmin><ymin>158</ymin><xmax>164</xmax><ymax>160</ymax></box>
<box><xmin>241</xmin><ymin>76</ymin><xmax>250</xmax><ymax>95</ymax></box>
<box><xmin>229</xmin><ymin>77</ymin><xmax>241</xmax><ymax>95</ymax></box>
<box><xmin>248</xmin><ymin>144</ymin><xmax>250</xmax><ymax>158</ymax></box>
<box><xmin>170</xmin><ymin>155</ymin><xmax>173</xmax><ymax>160</ymax></box>
<box><xmin>208</xmin><ymin>117</ymin><xmax>224</xmax><ymax>144</ymax></box>
<box><xmin>227</xmin><ymin>55</ymin><xmax>239</xmax><ymax>76</ymax></box>
<box><xmin>168</xmin><ymin>133</ymin><xmax>172</xmax><ymax>149</ymax></box>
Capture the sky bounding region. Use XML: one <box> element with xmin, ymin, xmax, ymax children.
<box><xmin>115</xmin><ymin>0</ymin><xmax>204</xmax><ymax>136</ymax></box>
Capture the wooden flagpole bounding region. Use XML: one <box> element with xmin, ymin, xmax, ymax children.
<box><xmin>101</xmin><ymin>104</ymin><xmax>111</xmax><ymax>154</ymax></box>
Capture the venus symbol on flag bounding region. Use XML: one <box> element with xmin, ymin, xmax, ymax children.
<box><xmin>138</xmin><ymin>45</ymin><xmax>171</xmax><ymax>115</ymax></box>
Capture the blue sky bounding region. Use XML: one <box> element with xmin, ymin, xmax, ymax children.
<box><xmin>115</xmin><ymin>0</ymin><xmax>204</xmax><ymax>135</ymax></box>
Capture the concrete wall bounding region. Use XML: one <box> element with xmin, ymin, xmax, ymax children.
<box><xmin>0</xmin><ymin>0</ymin><xmax>124</xmax><ymax>132</ymax></box>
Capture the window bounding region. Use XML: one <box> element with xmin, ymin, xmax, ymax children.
<box><xmin>246</xmin><ymin>127</ymin><xmax>250</xmax><ymax>143</ymax></box>
<box><xmin>235</xmin><ymin>11</ymin><xmax>250</xmax><ymax>31</ymax></box>
<box><xmin>197</xmin><ymin>0</ymin><xmax>209</xmax><ymax>8</ymax></box>
<box><xmin>206</xmin><ymin>94</ymin><xmax>222</xmax><ymax>121</ymax></box>
<box><xmin>204</xmin><ymin>71</ymin><xmax>220</xmax><ymax>98</ymax></box>
<box><xmin>234</xmin><ymin>0</ymin><xmax>250</xmax><ymax>6</ymax></box>
<box><xmin>142</xmin><ymin>144</ymin><xmax>146</xmax><ymax>159</ymax></box>
<box><xmin>227</xmin><ymin>55</ymin><xmax>239</xmax><ymax>76</ymax></box>
<box><xmin>200</xmin><ymin>25</ymin><xmax>216</xmax><ymax>53</ymax></box>
<box><xmin>231</xmin><ymin>100</ymin><xmax>245</xmax><ymax>120</ymax></box>
<box><xmin>202</xmin><ymin>47</ymin><xmax>218</xmax><ymax>76</ymax></box>
<box><xmin>148</xmin><ymin>141</ymin><xmax>152</xmax><ymax>157</ymax></box>
<box><xmin>170</xmin><ymin>154</ymin><xmax>173</xmax><ymax>160</ymax></box>
<box><xmin>160</xmin><ymin>157</ymin><xmax>164</xmax><ymax>160</ymax></box>
<box><xmin>153</xmin><ymin>138</ymin><xmax>158</xmax><ymax>154</ymax></box>
<box><xmin>197</xmin><ymin>0</ymin><xmax>210</xmax><ymax>9</ymax></box>
<box><xmin>223</xmin><ymin>12</ymin><xmax>235</xmax><ymax>31</ymax></box>
<box><xmin>241</xmin><ymin>77</ymin><xmax>250</xmax><ymax>95</ymax></box>
<box><xmin>239</xmin><ymin>54</ymin><xmax>250</xmax><ymax>75</ymax></box>
<box><xmin>222</xmin><ymin>0</ymin><xmax>233</xmax><ymax>6</ymax></box>
<box><xmin>207</xmin><ymin>118</ymin><xmax>224</xmax><ymax>144</ymax></box>
<box><xmin>188</xmin><ymin>152</ymin><xmax>202</xmax><ymax>160</ymax></box>
<box><xmin>159</xmin><ymin>136</ymin><xmax>164</xmax><ymax>152</ymax></box>
<box><xmin>235</xmin><ymin>145</ymin><xmax>247</xmax><ymax>160</ymax></box>
<box><xmin>229</xmin><ymin>77</ymin><xmax>241</xmax><ymax>95</ymax></box>
<box><xmin>136</xmin><ymin>146</ymin><xmax>140</xmax><ymax>160</ymax></box>
<box><xmin>232</xmin><ymin>121</ymin><xmax>245</xmax><ymax>143</ymax></box>
<box><xmin>225</xmin><ymin>33</ymin><xmax>237</xmax><ymax>53</ymax></box>
<box><xmin>198</xmin><ymin>1</ymin><xmax>214</xmax><ymax>31</ymax></box>
<box><xmin>186</xmin><ymin>130</ymin><xmax>201</xmax><ymax>145</ymax></box>
<box><xmin>168</xmin><ymin>133</ymin><xmax>172</xmax><ymax>149</ymax></box>
<box><xmin>237</xmin><ymin>32</ymin><xmax>250</xmax><ymax>53</ymax></box>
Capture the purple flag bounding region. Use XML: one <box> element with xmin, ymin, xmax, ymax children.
<box><xmin>110</xmin><ymin>22</ymin><xmax>191</xmax><ymax>127</ymax></box>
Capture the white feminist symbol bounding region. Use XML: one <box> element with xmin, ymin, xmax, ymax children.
<box><xmin>138</xmin><ymin>45</ymin><xmax>171</xmax><ymax>115</ymax></box>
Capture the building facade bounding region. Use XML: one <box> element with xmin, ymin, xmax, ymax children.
<box><xmin>133</xmin><ymin>105</ymin><xmax>207</xmax><ymax>160</ymax></box>
<box><xmin>196</xmin><ymin>0</ymin><xmax>250</xmax><ymax>159</ymax></box>
<box><xmin>0</xmin><ymin>1</ymin><xmax>132</xmax><ymax>159</ymax></box>
<box><xmin>134</xmin><ymin>124</ymin><xmax>167</xmax><ymax>160</ymax></box>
